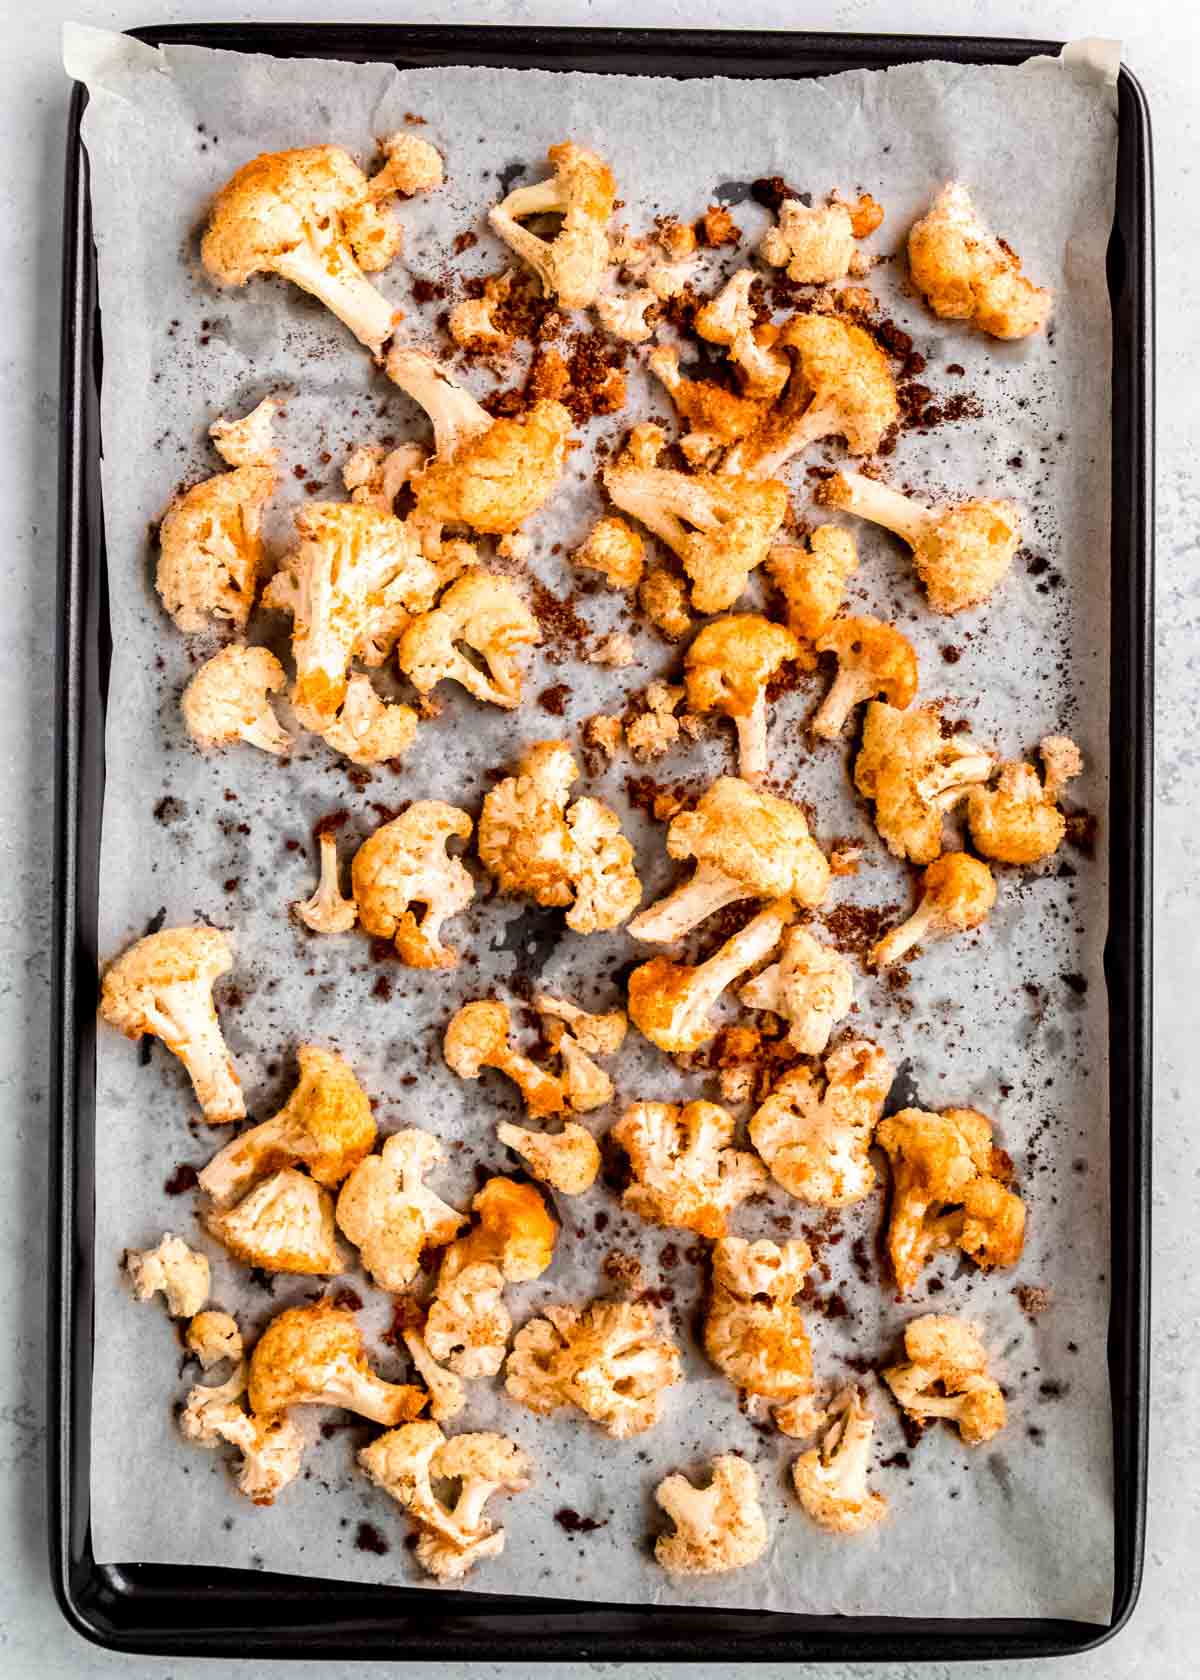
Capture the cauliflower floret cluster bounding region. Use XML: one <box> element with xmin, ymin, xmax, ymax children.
<box><xmin>398</xmin><ymin>570</ymin><xmax>541</xmax><ymax>708</ymax></box>
<box><xmin>908</xmin><ymin>182</ymin><xmax>1052</xmax><ymax>340</ymax></box>
<box><xmin>967</xmin><ymin>735</ymin><xmax>1083</xmax><ymax>865</ymax></box>
<box><xmin>654</xmin><ymin>1455</ymin><xmax>769</xmax><ymax>1576</ymax></box>
<box><xmin>629</xmin><ymin>897</ymin><xmax>795</xmax><ymax>1053</ymax></box>
<box><xmin>351</xmin><ymin>802</ymin><xmax>475</xmax><ymax>968</ymax></box>
<box><xmin>180</xmin><ymin>1361</ymin><xmax>305</xmax><ymax>1506</ymax></box>
<box><xmin>855</xmin><ymin>701</ymin><xmax>994</xmax><ymax>863</ymax></box>
<box><xmin>249</xmin><ymin>1300</ymin><xmax>425</xmax><ymax>1424</ymax></box>
<box><xmin>702</xmin><ymin>1237</ymin><xmax>816</xmax><ymax>1428</ymax></box>
<box><xmin>760</xmin><ymin>194</ymin><xmax>881</xmax><ymax>284</ymax></box>
<box><xmin>506</xmin><ymin>1299</ymin><xmax>682</xmax><ymax>1437</ymax></box>
<box><xmin>883</xmin><ymin>1314</ymin><xmax>1007</xmax><ymax>1443</ymax></box>
<box><xmin>205</xmin><ymin>1167</ymin><xmax>342</xmax><ymax>1275</ymax></box>
<box><xmin>739</xmin><ymin>926</ymin><xmax>855</xmax><ymax>1054</ymax></box>
<box><xmin>683</xmin><ymin>614</ymin><xmax>802</xmax><ymax>780</ymax></box>
<box><xmin>611</xmin><ymin>1099</ymin><xmax>768</xmax><ymax>1236</ymax></box>
<box><xmin>335</xmin><ymin>1128</ymin><xmax>467</xmax><ymax>1292</ymax></box>
<box><xmin>124</xmin><ymin>1233</ymin><xmax>210</xmax><ymax>1319</ymax></box>
<box><xmin>487</xmin><ymin>141</ymin><xmax>616</xmax><ymax>309</ymax></box>
<box><xmin>871</xmin><ymin>852</ymin><xmax>997</xmax><ymax>970</ymax></box>
<box><xmin>749</xmin><ymin>1039</ymin><xmax>893</xmax><ymax>1207</ymax></box>
<box><xmin>792</xmin><ymin>1387</ymin><xmax>887</xmax><ymax>1533</ymax></box>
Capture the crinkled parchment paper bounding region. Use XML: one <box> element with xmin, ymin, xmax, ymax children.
<box><xmin>65</xmin><ymin>23</ymin><xmax>1118</xmax><ymax>1622</ymax></box>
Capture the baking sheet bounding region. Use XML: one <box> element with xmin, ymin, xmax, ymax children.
<box><xmin>65</xmin><ymin>24</ymin><xmax>1118</xmax><ymax>1622</ymax></box>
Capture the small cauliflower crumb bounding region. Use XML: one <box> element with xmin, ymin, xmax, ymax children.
<box><xmin>187</xmin><ymin>1310</ymin><xmax>243</xmax><ymax>1369</ymax></box>
<box><xmin>574</xmin><ymin>517</ymin><xmax>645</xmax><ymax>590</ymax></box>
<box><xmin>639</xmin><ymin>568</ymin><xmax>693</xmax><ymax>640</ymax></box>
<box><xmin>584</xmin><ymin>713</ymin><xmax>624</xmax><ymax>759</ymax></box>
<box><xmin>449</xmin><ymin>270</ymin><xmax>515</xmax><ymax>353</ymax></box>
<box><xmin>590</xmin><ymin>632</ymin><xmax>635</xmax><ymax>667</ymax></box>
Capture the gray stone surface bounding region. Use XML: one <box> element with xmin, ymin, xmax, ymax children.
<box><xmin>0</xmin><ymin>1</ymin><xmax>1193</xmax><ymax>1675</ymax></box>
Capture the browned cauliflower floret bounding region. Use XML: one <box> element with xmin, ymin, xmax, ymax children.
<box><xmin>180</xmin><ymin>1363</ymin><xmax>305</xmax><ymax>1505</ymax></box>
<box><xmin>248</xmin><ymin>1300</ymin><xmax>425</xmax><ymax>1424</ymax></box>
<box><xmin>647</xmin><ymin>343</ymin><xmax>769</xmax><ymax>469</ymax></box>
<box><xmin>876</xmin><ymin>1105</ymin><xmax>1025</xmax><ymax>1293</ymax></box>
<box><xmin>639</xmin><ymin>567</ymin><xmax>694</xmax><ymax>640</ymax></box>
<box><xmin>611</xmin><ymin>1099</ymin><xmax>767</xmax><ymax>1236</ymax></box>
<box><xmin>100</xmin><ymin>927</ymin><xmax>244</xmax><ymax>1123</ymax></box>
<box><xmin>448</xmin><ymin>270</ymin><xmax>515</xmax><ymax>352</ymax></box>
<box><xmin>573</xmin><ymin>516</ymin><xmax>645</xmax><ymax>590</ymax></box>
<box><xmin>703</xmin><ymin>1236</ymin><xmax>815</xmax><ymax>1412</ymax></box>
<box><xmin>604</xmin><ymin>426</ymin><xmax>788</xmax><ymax>613</ymax></box>
<box><xmin>684</xmin><ymin>615</ymin><xmax>802</xmax><ymax>780</ymax></box>
<box><xmin>628</xmin><ymin>898</ymin><xmax>795</xmax><ymax>1053</ymax></box>
<box><xmin>792</xmin><ymin>1387</ymin><xmax>887</xmax><ymax>1533</ymax></box>
<box><xmin>494</xmin><ymin>1120</ymin><xmax>601</xmax><ymax>1195</ymax></box>
<box><xmin>654</xmin><ymin>1455</ymin><xmax>769</xmax><ymax>1575</ymax></box>
<box><xmin>295</xmin><ymin>829</ymin><xmax>357</xmax><ymax>934</ymax></box>
<box><xmin>625</xmin><ymin>680</ymin><xmax>685</xmax><ymax>763</ymax></box>
<box><xmin>182</xmin><ymin>644</ymin><xmax>292</xmax><ymax>757</ymax></box>
<box><xmin>351</xmin><ymin>802</ymin><xmax>475</xmax><ymax>968</ymax></box>
<box><xmin>546</xmin><ymin>1026</ymin><xmax>615</xmax><ymax>1114</ymax></box>
<box><xmin>443</xmin><ymin>998</ymin><xmax>566</xmax><ymax>1117</ymax></box>
<box><xmin>186</xmin><ymin>1310</ymin><xmax>243</xmax><ymax>1369</ymax></box>
<box><xmin>767</xmin><ymin>526</ymin><xmax>859</xmax><ymax>661</ymax></box>
<box><xmin>487</xmin><ymin>141</ymin><xmax>615</xmax><ymax>309</ymax></box>
<box><xmin>124</xmin><ymin>1233</ymin><xmax>209</xmax><ymax>1318</ymax></box>
<box><xmin>533</xmin><ymin>992</ymin><xmax>627</xmax><ymax>1057</ymax></box>
<box><xmin>505</xmin><ymin>1300</ymin><xmax>682</xmax><ymax>1436</ymax></box>
<box><xmin>819</xmin><ymin>469</ymin><xmax>1020</xmax><ymax>614</ymax></box>
<box><xmin>205</xmin><ymin>1167</ymin><xmax>342</xmax><ymax>1275</ymax></box>
<box><xmin>883</xmin><ymin>1314</ymin><xmax>1007</xmax><ymax>1443</ymax></box>
<box><xmin>908</xmin><ymin>182</ymin><xmax>1052</xmax><ymax>340</ymax></box>
<box><xmin>335</xmin><ymin>1128</ymin><xmax>467</xmax><ymax>1291</ymax></box>
<box><xmin>368</xmin><ymin>131</ymin><xmax>444</xmax><ymax>199</ymax></box>
<box><xmin>201</xmin><ymin>146</ymin><xmax>405</xmax><ymax>354</ymax></box>
<box><xmin>359</xmin><ymin>1422</ymin><xmax>531</xmax><ymax>1581</ymax></box>
<box><xmin>444</xmin><ymin>1176</ymin><xmax>558</xmax><ymax>1284</ymax></box>
<box><xmin>855</xmin><ymin>701</ymin><xmax>995</xmax><ymax>863</ymax></box>
<box><xmin>739</xmin><ymin>927</ymin><xmax>855</xmax><ymax>1054</ymax></box>
<box><xmin>157</xmin><ymin>462</ymin><xmax>274</xmax><ymax>635</ymax></box>
<box><xmin>811</xmin><ymin>616</ymin><xmax>918</xmax><ymax>740</ymax></box>
<box><xmin>631</xmin><ymin>778</ymin><xmax>829</xmax><ymax>942</ymax></box>
<box><xmin>397</xmin><ymin>571</ymin><xmax>540</xmax><ymax>708</ymax></box>
<box><xmin>198</xmin><ymin>1044</ymin><xmax>375</xmax><ymax>1206</ymax></box>
<box><xmin>967</xmin><ymin>735</ymin><xmax>1083</xmax><ymax>865</ymax></box>
<box><xmin>343</xmin><ymin>439</ymin><xmax>428</xmax><ymax>516</ymax></box>
<box><xmin>871</xmin><ymin>852</ymin><xmax>997</xmax><ymax>969</ymax></box>
<box><xmin>694</xmin><ymin>269</ymin><xmax>790</xmax><ymax>398</ymax></box>
<box><xmin>424</xmin><ymin>1261</ymin><xmax>512</xmax><ymax>1377</ymax></box>
<box><xmin>750</xmin><ymin>1039</ymin><xmax>893</xmax><ymax>1206</ymax></box>
<box><xmin>317</xmin><ymin>673</ymin><xmax>419</xmax><ymax>767</ymax></box>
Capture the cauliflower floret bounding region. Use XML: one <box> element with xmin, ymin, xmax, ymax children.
<box><xmin>182</xmin><ymin>644</ymin><xmax>291</xmax><ymax>757</ymax></box>
<box><xmin>573</xmin><ymin>516</ymin><xmax>645</xmax><ymax>590</ymax></box>
<box><xmin>201</xmin><ymin>145</ymin><xmax>404</xmax><ymax>354</ymax></box>
<box><xmin>694</xmin><ymin>268</ymin><xmax>790</xmax><ymax>399</ymax></box>
<box><xmin>495</xmin><ymin>1120</ymin><xmax>601</xmax><ymax>1195</ymax></box>
<box><xmin>351</xmin><ymin>802</ymin><xmax>474</xmax><ymax>968</ymax></box>
<box><xmin>424</xmin><ymin>1261</ymin><xmax>512</xmax><ymax>1377</ymax></box>
<box><xmin>612</xmin><ymin>1099</ymin><xmax>767</xmax><ymax>1236</ymax></box>
<box><xmin>883</xmin><ymin>1313</ymin><xmax>1007</xmax><ymax>1443</ymax></box>
<box><xmin>317</xmin><ymin>674</ymin><xmax>418</xmax><ymax>768</ymax></box>
<box><xmin>876</xmin><ymin>1106</ymin><xmax>1025</xmax><ymax>1293</ymax></box>
<box><xmin>505</xmin><ymin>1299</ymin><xmax>682</xmax><ymax>1437</ymax></box>
<box><xmin>639</xmin><ymin>567</ymin><xmax>694</xmax><ymax>640</ymax></box>
<box><xmin>703</xmin><ymin>1236</ymin><xmax>815</xmax><ymax>1406</ymax></box>
<box><xmin>654</xmin><ymin>1455</ymin><xmax>769</xmax><ymax>1575</ymax></box>
<box><xmin>157</xmin><ymin>464</ymin><xmax>274</xmax><ymax>636</ymax></box>
<box><xmin>532</xmin><ymin>992</ymin><xmax>627</xmax><ymax>1057</ymax></box>
<box><xmin>488</xmin><ymin>140</ymin><xmax>615</xmax><ymax>309</ymax></box>
<box><xmin>967</xmin><ymin>735</ymin><xmax>1083</xmax><ymax>865</ymax></box>
<box><xmin>629</xmin><ymin>897</ymin><xmax>795</xmax><ymax>1053</ymax></box>
<box><xmin>792</xmin><ymin>1387</ymin><xmax>887</xmax><ymax>1533</ymax></box>
<box><xmin>334</xmin><ymin>1129</ymin><xmax>467</xmax><ymax>1292</ymax></box>
<box><xmin>760</xmin><ymin>197</ymin><xmax>879</xmax><ymax>285</ymax></box>
<box><xmin>206</xmin><ymin>1167</ymin><xmax>342</xmax><ymax>1275</ymax></box>
<box><xmin>398</xmin><ymin>571</ymin><xmax>540</xmax><ymax>708</ymax></box>
<box><xmin>448</xmin><ymin>270</ymin><xmax>515</xmax><ymax>352</ymax></box>
<box><xmin>443</xmin><ymin>997</ymin><xmax>565</xmax><ymax>1116</ymax></box>
<box><xmin>209</xmin><ymin>395</ymin><xmax>279</xmax><ymax>469</ymax></box>
<box><xmin>565</xmin><ymin>796</ymin><xmax>642</xmax><ymax>933</ymax></box>
<box><xmin>767</xmin><ymin>527</ymin><xmax>859</xmax><ymax>660</ymax></box>
<box><xmin>647</xmin><ymin>343</ymin><xmax>768</xmax><ymax>468</ymax></box>
<box><xmin>343</xmin><ymin>439</ymin><xmax>427</xmax><ymax>514</ymax></box>
<box><xmin>368</xmin><ymin>131</ymin><xmax>444</xmax><ymax>199</ymax></box>
<box><xmin>811</xmin><ymin>615</ymin><xmax>918</xmax><ymax>740</ymax></box>
<box><xmin>908</xmin><ymin>182</ymin><xmax>1052</xmax><ymax>340</ymax></box>
<box><xmin>871</xmin><ymin>852</ymin><xmax>997</xmax><ymax>969</ymax></box>
<box><xmin>819</xmin><ymin>469</ymin><xmax>1020</xmax><ymax>615</ymax></box>
<box><xmin>630</xmin><ymin>778</ymin><xmax>829</xmax><ymax>942</ymax></box>
<box><xmin>739</xmin><ymin>926</ymin><xmax>855</xmax><ymax>1054</ymax></box>
<box><xmin>604</xmin><ymin>425</ymin><xmax>788</xmax><ymax>613</ymax></box>
<box><xmin>249</xmin><ymin>1300</ymin><xmax>425</xmax><ymax>1424</ymax></box>
<box><xmin>198</xmin><ymin>1044</ymin><xmax>375</xmax><ymax>1207</ymax></box>
<box><xmin>750</xmin><ymin>1039</ymin><xmax>893</xmax><ymax>1207</ymax></box>
<box><xmin>554</xmin><ymin>1030</ymin><xmax>614</xmax><ymax>1112</ymax></box>
<box><xmin>626</xmin><ymin>680</ymin><xmax>685</xmax><ymax>763</ymax></box>
<box><xmin>359</xmin><ymin>1422</ymin><xmax>531</xmax><ymax>1581</ymax></box>
<box><xmin>684</xmin><ymin>614</ymin><xmax>802</xmax><ymax>782</ymax></box>
<box><xmin>855</xmin><ymin>701</ymin><xmax>995</xmax><ymax>864</ymax></box>
<box><xmin>186</xmin><ymin>1310</ymin><xmax>243</xmax><ymax>1370</ymax></box>
<box><xmin>401</xmin><ymin>1328</ymin><xmax>466</xmax><ymax>1423</ymax></box>
<box><xmin>124</xmin><ymin>1233</ymin><xmax>209</xmax><ymax>1319</ymax></box>
<box><xmin>295</xmin><ymin>829</ymin><xmax>358</xmax><ymax>934</ymax></box>
<box><xmin>180</xmin><ymin>1363</ymin><xmax>305</xmax><ymax>1505</ymax></box>
<box><xmin>100</xmin><ymin>926</ymin><xmax>244</xmax><ymax>1123</ymax></box>
<box><xmin>444</xmin><ymin>1176</ymin><xmax>558</xmax><ymax>1284</ymax></box>
<box><xmin>596</xmin><ymin>287</ymin><xmax>657</xmax><ymax>343</ymax></box>
<box><xmin>590</xmin><ymin>631</ymin><xmax>635</xmax><ymax>667</ymax></box>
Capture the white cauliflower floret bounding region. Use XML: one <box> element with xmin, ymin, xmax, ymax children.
<box><xmin>488</xmin><ymin>141</ymin><xmax>615</xmax><ymax>309</ymax></box>
<box><xmin>532</xmin><ymin>992</ymin><xmax>627</xmax><ymax>1057</ymax></box>
<box><xmin>209</xmin><ymin>396</ymin><xmax>279</xmax><ymax>468</ymax></box>
<box><xmin>767</xmin><ymin>526</ymin><xmax>859</xmax><ymax>656</ymax></box>
<box><xmin>739</xmin><ymin>927</ymin><xmax>854</xmax><ymax>1054</ymax></box>
<box><xmin>908</xmin><ymin>182</ymin><xmax>1051</xmax><ymax>340</ymax></box>
<box><xmin>100</xmin><ymin>926</ymin><xmax>244</xmax><ymax>1123</ymax></box>
<box><xmin>792</xmin><ymin>1387</ymin><xmax>887</xmax><ymax>1533</ymax></box>
<box><xmin>882</xmin><ymin>1313</ymin><xmax>1007</xmax><ymax>1444</ymax></box>
<box><xmin>596</xmin><ymin>287</ymin><xmax>657</xmax><ymax>343</ymax></box>
<box><xmin>335</xmin><ymin>1129</ymin><xmax>467</xmax><ymax>1292</ymax></box>
<box><xmin>495</xmin><ymin>1120</ymin><xmax>601</xmax><ymax>1195</ymax></box>
<box><xmin>205</xmin><ymin>1167</ymin><xmax>342</xmax><ymax>1275</ymax></box>
<box><xmin>182</xmin><ymin>644</ymin><xmax>291</xmax><ymax>756</ymax></box>
<box><xmin>565</xmin><ymin>796</ymin><xmax>642</xmax><ymax>933</ymax></box>
<box><xmin>612</xmin><ymin>1100</ymin><xmax>767</xmax><ymax>1237</ymax></box>
<box><xmin>703</xmin><ymin>1237</ymin><xmax>815</xmax><ymax>1416</ymax></box>
<box><xmin>295</xmin><ymin>829</ymin><xmax>358</xmax><ymax>934</ymax></box>
<box><xmin>124</xmin><ymin>1233</ymin><xmax>209</xmax><ymax>1318</ymax></box>
<box><xmin>625</xmin><ymin>680</ymin><xmax>686</xmax><ymax>763</ymax></box>
<box><xmin>398</xmin><ymin>571</ymin><xmax>540</xmax><ymax>708</ymax></box>
<box><xmin>351</xmin><ymin>802</ymin><xmax>475</xmax><ymax>968</ymax></box>
<box><xmin>694</xmin><ymin>268</ymin><xmax>790</xmax><ymax>398</ymax></box>
<box><xmin>654</xmin><ymin>1455</ymin><xmax>769</xmax><ymax>1576</ymax></box>
<box><xmin>343</xmin><ymin>439</ymin><xmax>427</xmax><ymax>514</ymax></box>
<box><xmin>248</xmin><ymin>1301</ymin><xmax>425</xmax><ymax>1424</ymax></box>
<box><xmin>157</xmin><ymin>462</ymin><xmax>274</xmax><ymax>635</ymax></box>
<box><xmin>749</xmin><ymin>1039</ymin><xmax>893</xmax><ymax>1207</ymax></box>
<box><xmin>186</xmin><ymin>1310</ymin><xmax>243</xmax><ymax>1370</ymax></box>
<box><xmin>967</xmin><ymin>735</ymin><xmax>1083</xmax><ymax>865</ymax></box>
<box><xmin>760</xmin><ymin>196</ymin><xmax>881</xmax><ymax>285</ymax></box>
<box><xmin>628</xmin><ymin>898</ymin><xmax>795</xmax><ymax>1053</ymax></box>
<box><xmin>444</xmin><ymin>999</ymin><xmax>567</xmax><ymax>1118</ymax></box>
<box><xmin>401</xmin><ymin>1329</ymin><xmax>466</xmax><ymax>1423</ymax></box>
<box><xmin>555</xmin><ymin>1031</ymin><xmax>614</xmax><ymax>1113</ymax></box>
<box><xmin>424</xmin><ymin>1261</ymin><xmax>512</xmax><ymax>1377</ymax></box>
<box><xmin>180</xmin><ymin>1362</ymin><xmax>305</xmax><ymax>1505</ymax></box>
<box><xmin>317</xmin><ymin>674</ymin><xmax>418</xmax><ymax>767</ymax></box>
<box><xmin>505</xmin><ymin>1300</ymin><xmax>682</xmax><ymax>1437</ymax></box>
<box><xmin>449</xmin><ymin>270</ymin><xmax>515</xmax><ymax>352</ymax></box>
<box><xmin>683</xmin><ymin>614</ymin><xmax>802</xmax><ymax>781</ymax></box>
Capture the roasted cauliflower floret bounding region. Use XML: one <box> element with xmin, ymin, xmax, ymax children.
<box><xmin>317</xmin><ymin>673</ymin><xmax>419</xmax><ymax>767</ymax></box>
<box><xmin>533</xmin><ymin>992</ymin><xmax>627</xmax><ymax>1057</ymax></box>
<box><xmin>792</xmin><ymin>1387</ymin><xmax>887</xmax><ymax>1533</ymax></box>
<box><xmin>908</xmin><ymin>182</ymin><xmax>1052</xmax><ymax>340</ymax></box>
<box><xmin>180</xmin><ymin>1363</ymin><xmax>304</xmax><ymax>1505</ymax></box>
<box><xmin>876</xmin><ymin>1106</ymin><xmax>1025</xmax><ymax>1293</ymax></box>
<box><xmin>186</xmin><ymin>1310</ymin><xmax>243</xmax><ymax>1369</ymax></box>
<box><xmin>694</xmin><ymin>268</ymin><xmax>790</xmax><ymax>399</ymax></box>
<box><xmin>639</xmin><ymin>566</ymin><xmax>694</xmax><ymax>640</ymax></box>
<box><xmin>573</xmin><ymin>516</ymin><xmax>645</xmax><ymax>590</ymax></box>
<box><xmin>124</xmin><ymin>1233</ymin><xmax>209</xmax><ymax>1318</ymax></box>
<box><xmin>157</xmin><ymin>462</ymin><xmax>274</xmax><ymax>635</ymax></box>
<box><xmin>551</xmin><ymin>1029</ymin><xmax>614</xmax><ymax>1114</ymax></box>
<box><xmin>487</xmin><ymin>140</ymin><xmax>615</xmax><ymax>309</ymax></box>
<box><xmin>397</xmin><ymin>570</ymin><xmax>540</xmax><ymax>708</ymax></box>
<box><xmin>249</xmin><ymin>1300</ymin><xmax>425</xmax><ymax>1423</ymax></box>
<box><xmin>883</xmin><ymin>1313</ymin><xmax>1007</xmax><ymax>1443</ymax></box>
<box><xmin>647</xmin><ymin>343</ymin><xmax>769</xmax><ymax>468</ymax></box>
<box><xmin>611</xmin><ymin>1099</ymin><xmax>767</xmax><ymax>1237</ymax></box>
<box><xmin>401</xmin><ymin>1329</ymin><xmax>466</xmax><ymax>1423</ymax></box>
<box><xmin>750</xmin><ymin>1039</ymin><xmax>893</xmax><ymax>1206</ymax></box>
<box><xmin>208</xmin><ymin>395</ymin><xmax>279</xmax><ymax>469</ymax></box>
<box><xmin>967</xmin><ymin>735</ymin><xmax>1083</xmax><ymax>865</ymax></box>
<box><xmin>351</xmin><ymin>802</ymin><xmax>475</xmax><ymax>968</ymax></box>
<box><xmin>343</xmin><ymin>439</ymin><xmax>427</xmax><ymax>515</ymax></box>
<box><xmin>334</xmin><ymin>1128</ymin><xmax>467</xmax><ymax>1292</ymax></box>
<box><xmin>739</xmin><ymin>926</ymin><xmax>854</xmax><ymax>1054</ymax></box>
<box><xmin>295</xmin><ymin>829</ymin><xmax>357</xmax><ymax>934</ymax></box>
<box><xmin>596</xmin><ymin>286</ymin><xmax>658</xmax><ymax>344</ymax></box>
<box><xmin>368</xmin><ymin>131</ymin><xmax>444</xmax><ymax>199</ymax></box>
<box><xmin>505</xmin><ymin>1300</ymin><xmax>682</xmax><ymax>1437</ymax></box>
<box><xmin>654</xmin><ymin>1455</ymin><xmax>769</xmax><ymax>1576</ymax></box>
<box><xmin>703</xmin><ymin>1236</ymin><xmax>815</xmax><ymax>1409</ymax></box>
<box><xmin>206</xmin><ymin>1167</ymin><xmax>342</xmax><ymax>1275</ymax></box>
<box><xmin>819</xmin><ymin>469</ymin><xmax>1020</xmax><ymax>614</ymax></box>
<box><xmin>871</xmin><ymin>852</ymin><xmax>997</xmax><ymax>969</ymax></box>
<box><xmin>767</xmin><ymin>526</ymin><xmax>859</xmax><ymax>660</ymax></box>
<box><xmin>448</xmin><ymin>269</ymin><xmax>515</xmax><ymax>352</ymax></box>
<box><xmin>100</xmin><ymin>926</ymin><xmax>244</xmax><ymax>1123</ymax></box>
<box><xmin>855</xmin><ymin>701</ymin><xmax>995</xmax><ymax>864</ymax></box>
<box><xmin>629</xmin><ymin>898</ymin><xmax>795</xmax><ymax>1053</ymax></box>
<box><xmin>444</xmin><ymin>1176</ymin><xmax>558</xmax><ymax>1284</ymax></box>
<box><xmin>424</xmin><ymin>1261</ymin><xmax>512</xmax><ymax>1377</ymax></box>
<box><xmin>683</xmin><ymin>614</ymin><xmax>802</xmax><ymax>780</ymax></box>
<box><xmin>811</xmin><ymin>615</ymin><xmax>918</xmax><ymax>740</ymax></box>
<box><xmin>761</xmin><ymin>199</ymin><xmax>854</xmax><ymax>284</ymax></box>
<box><xmin>444</xmin><ymin>998</ymin><xmax>566</xmax><ymax>1118</ymax></box>
<box><xmin>495</xmin><ymin>1120</ymin><xmax>601</xmax><ymax>1195</ymax></box>
<box><xmin>566</xmin><ymin>795</ymin><xmax>642</xmax><ymax>933</ymax></box>
<box><xmin>359</xmin><ymin>1422</ymin><xmax>531</xmax><ymax>1581</ymax></box>
<box><xmin>201</xmin><ymin>145</ymin><xmax>404</xmax><ymax>354</ymax></box>
<box><xmin>198</xmin><ymin>1044</ymin><xmax>375</xmax><ymax>1206</ymax></box>
<box><xmin>631</xmin><ymin>778</ymin><xmax>828</xmax><ymax>943</ymax></box>
<box><xmin>182</xmin><ymin>644</ymin><xmax>292</xmax><ymax>757</ymax></box>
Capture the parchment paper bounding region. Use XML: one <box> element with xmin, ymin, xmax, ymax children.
<box><xmin>65</xmin><ymin>23</ymin><xmax>1118</xmax><ymax>1622</ymax></box>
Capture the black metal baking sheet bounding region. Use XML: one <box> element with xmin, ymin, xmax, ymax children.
<box><xmin>49</xmin><ymin>23</ymin><xmax>1154</xmax><ymax>1662</ymax></box>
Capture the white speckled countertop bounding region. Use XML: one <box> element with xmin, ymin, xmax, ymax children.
<box><xmin>0</xmin><ymin>2</ymin><xmax>1193</xmax><ymax>1676</ymax></box>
